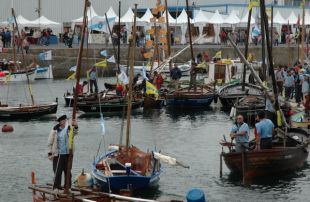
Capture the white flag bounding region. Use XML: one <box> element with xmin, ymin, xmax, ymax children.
<box><xmin>118</xmin><ymin>71</ymin><xmax>129</xmax><ymax>85</ymax></box>
<box><xmin>38</xmin><ymin>50</ymin><xmax>52</xmax><ymax>61</ymax></box>
<box><xmin>100</xmin><ymin>113</ymin><xmax>106</xmax><ymax>136</ymax></box>
<box><xmin>141</xmin><ymin>64</ymin><xmax>149</xmax><ymax>81</ymax></box>
<box><xmin>107</xmin><ymin>55</ymin><xmax>116</xmax><ymax>63</ymax></box>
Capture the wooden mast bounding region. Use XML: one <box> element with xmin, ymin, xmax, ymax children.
<box><xmin>65</xmin><ymin>0</ymin><xmax>89</xmax><ymax>193</ymax></box>
<box><xmin>125</xmin><ymin>4</ymin><xmax>138</xmax><ymax>149</ymax></box>
<box><xmin>186</xmin><ymin>0</ymin><xmax>196</xmax><ymax>91</ymax></box>
<box><xmin>117</xmin><ymin>1</ymin><xmax>121</xmax><ymax>72</ymax></box>
<box><xmin>242</xmin><ymin>8</ymin><xmax>252</xmax><ymax>91</ymax></box>
<box><xmin>261</xmin><ymin>6</ymin><xmax>266</xmax><ymax>81</ymax></box>
<box><xmin>11</xmin><ymin>7</ymin><xmax>35</xmax><ymax>105</ymax></box>
<box><xmin>164</xmin><ymin>0</ymin><xmax>172</xmax><ymax>71</ymax></box>
<box><xmin>260</xmin><ymin>0</ymin><xmax>279</xmax><ymax>111</ymax></box>
<box><xmin>301</xmin><ymin>0</ymin><xmax>305</xmax><ymax>64</ymax></box>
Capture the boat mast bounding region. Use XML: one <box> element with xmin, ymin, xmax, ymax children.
<box><xmin>164</xmin><ymin>0</ymin><xmax>172</xmax><ymax>71</ymax></box>
<box><xmin>12</xmin><ymin>7</ymin><xmax>34</xmax><ymax>105</ymax></box>
<box><xmin>104</xmin><ymin>13</ymin><xmax>118</xmax><ymax>72</ymax></box>
<box><xmin>125</xmin><ymin>4</ymin><xmax>138</xmax><ymax>149</ymax></box>
<box><xmin>65</xmin><ymin>0</ymin><xmax>89</xmax><ymax>193</ymax></box>
<box><xmin>185</xmin><ymin>0</ymin><xmax>196</xmax><ymax>91</ymax></box>
<box><xmin>260</xmin><ymin>0</ymin><xmax>279</xmax><ymax>111</ymax></box>
<box><xmin>242</xmin><ymin>8</ymin><xmax>252</xmax><ymax>91</ymax></box>
<box><xmin>301</xmin><ymin>0</ymin><xmax>305</xmax><ymax>64</ymax></box>
<box><xmin>117</xmin><ymin>1</ymin><xmax>121</xmax><ymax>72</ymax></box>
<box><xmin>261</xmin><ymin>6</ymin><xmax>266</xmax><ymax>81</ymax></box>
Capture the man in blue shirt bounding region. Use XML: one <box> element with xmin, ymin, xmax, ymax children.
<box><xmin>89</xmin><ymin>66</ymin><xmax>98</xmax><ymax>93</ymax></box>
<box><xmin>255</xmin><ymin>111</ymin><xmax>274</xmax><ymax>150</ymax></box>
<box><xmin>283</xmin><ymin>70</ymin><xmax>295</xmax><ymax>101</ymax></box>
<box><xmin>230</xmin><ymin>115</ymin><xmax>250</xmax><ymax>152</ymax></box>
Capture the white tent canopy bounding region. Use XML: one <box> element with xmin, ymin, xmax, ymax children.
<box><xmin>139</xmin><ymin>8</ymin><xmax>153</xmax><ymax>23</ymax></box>
<box><xmin>193</xmin><ymin>10</ymin><xmax>210</xmax><ymax>25</ymax></box>
<box><xmin>286</xmin><ymin>11</ymin><xmax>297</xmax><ymax>25</ymax></box>
<box><xmin>301</xmin><ymin>12</ymin><xmax>310</xmax><ymax>25</ymax></box>
<box><xmin>120</xmin><ymin>8</ymin><xmax>136</xmax><ymax>23</ymax></box>
<box><xmin>175</xmin><ymin>9</ymin><xmax>191</xmax><ymax>24</ymax></box>
<box><xmin>72</xmin><ymin>5</ymin><xmax>99</xmax><ymax>23</ymax></box>
<box><xmin>209</xmin><ymin>10</ymin><xmax>224</xmax><ymax>24</ymax></box>
<box><xmin>105</xmin><ymin>6</ymin><xmax>119</xmax><ymax>22</ymax></box>
<box><xmin>16</xmin><ymin>15</ymin><xmax>35</xmax><ymax>27</ymax></box>
<box><xmin>224</xmin><ymin>10</ymin><xmax>240</xmax><ymax>24</ymax></box>
<box><xmin>273</xmin><ymin>11</ymin><xmax>286</xmax><ymax>25</ymax></box>
<box><xmin>240</xmin><ymin>12</ymin><xmax>255</xmax><ymax>25</ymax></box>
<box><xmin>162</xmin><ymin>10</ymin><xmax>177</xmax><ymax>24</ymax></box>
<box><xmin>30</xmin><ymin>16</ymin><xmax>60</xmax><ymax>27</ymax></box>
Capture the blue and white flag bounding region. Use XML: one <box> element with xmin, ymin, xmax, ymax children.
<box><xmin>107</xmin><ymin>55</ymin><xmax>116</xmax><ymax>63</ymax></box>
<box><xmin>100</xmin><ymin>113</ymin><xmax>106</xmax><ymax>136</ymax></box>
<box><xmin>118</xmin><ymin>70</ymin><xmax>129</xmax><ymax>85</ymax></box>
<box><xmin>7</xmin><ymin>17</ymin><xmax>14</xmax><ymax>25</ymax></box>
<box><xmin>69</xmin><ymin>65</ymin><xmax>77</xmax><ymax>72</ymax></box>
<box><xmin>88</xmin><ymin>17</ymin><xmax>115</xmax><ymax>33</ymax></box>
<box><xmin>141</xmin><ymin>63</ymin><xmax>149</xmax><ymax>81</ymax></box>
<box><xmin>100</xmin><ymin>50</ymin><xmax>107</xmax><ymax>57</ymax></box>
<box><xmin>38</xmin><ymin>50</ymin><xmax>52</xmax><ymax>61</ymax></box>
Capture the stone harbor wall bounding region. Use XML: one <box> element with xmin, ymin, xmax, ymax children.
<box><xmin>0</xmin><ymin>45</ymin><xmax>301</xmax><ymax>79</ymax></box>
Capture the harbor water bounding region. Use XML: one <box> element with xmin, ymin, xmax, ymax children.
<box><xmin>0</xmin><ymin>78</ymin><xmax>309</xmax><ymax>202</ymax></box>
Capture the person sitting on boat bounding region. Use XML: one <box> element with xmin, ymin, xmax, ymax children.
<box><xmin>255</xmin><ymin>111</ymin><xmax>274</xmax><ymax>150</ymax></box>
<box><xmin>47</xmin><ymin>115</ymin><xmax>78</xmax><ymax>192</ymax></box>
<box><xmin>89</xmin><ymin>66</ymin><xmax>98</xmax><ymax>94</ymax></box>
<box><xmin>75</xmin><ymin>80</ymin><xmax>88</xmax><ymax>96</ymax></box>
<box><xmin>170</xmin><ymin>64</ymin><xmax>182</xmax><ymax>89</ymax></box>
<box><xmin>230</xmin><ymin>115</ymin><xmax>250</xmax><ymax>152</ymax></box>
<box><xmin>116</xmin><ymin>83</ymin><xmax>124</xmax><ymax>96</ymax></box>
<box><xmin>153</xmin><ymin>71</ymin><xmax>164</xmax><ymax>90</ymax></box>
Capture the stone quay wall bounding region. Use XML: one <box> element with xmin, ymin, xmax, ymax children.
<box><xmin>0</xmin><ymin>45</ymin><xmax>300</xmax><ymax>79</ymax></box>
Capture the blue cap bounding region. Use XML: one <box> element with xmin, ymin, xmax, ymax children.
<box><xmin>186</xmin><ymin>188</ymin><xmax>206</xmax><ymax>202</ymax></box>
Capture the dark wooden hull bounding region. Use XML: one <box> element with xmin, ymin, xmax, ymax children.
<box><xmin>218</xmin><ymin>83</ymin><xmax>264</xmax><ymax>109</ymax></box>
<box><xmin>223</xmin><ymin>146</ymin><xmax>309</xmax><ymax>179</ymax></box>
<box><xmin>77</xmin><ymin>100</ymin><xmax>143</xmax><ymax>113</ymax></box>
<box><xmin>0</xmin><ymin>102</ymin><xmax>58</xmax><ymax>120</ymax></box>
<box><xmin>235</xmin><ymin>96</ymin><xmax>265</xmax><ymax>125</ymax></box>
<box><xmin>143</xmin><ymin>96</ymin><xmax>165</xmax><ymax>109</ymax></box>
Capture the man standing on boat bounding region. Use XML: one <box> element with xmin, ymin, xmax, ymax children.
<box><xmin>255</xmin><ymin>111</ymin><xmax>274</xmax><ymax>150</ymax></box>
<box><xmin>47</xmin><ymin>115</ymin><xmax>78</xmax><ymax>192</ymax></box>
<box><xmin>283</xmin><ymin>70</ymin><xmax>295</xmax><ymax>101</ymax></box>
<box><xmin>230</xmin><ymin>115</ymin><xmax>249</xmax><ymax>152</ymax></box>
<box><xmin>89</xmin><ymin>66</ymin><xmax>98</xmax><ymax>94</ymax></box>
<box><xmin>170</xmin><ymin>64</ymin><xmax>182</xmax><ymax>89</ymax></box>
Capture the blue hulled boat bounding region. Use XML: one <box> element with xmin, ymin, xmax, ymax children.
<box><xmin>92</xmin><ymin>145</ymin><xmax>161</xmax><ymax>190</ymax></box>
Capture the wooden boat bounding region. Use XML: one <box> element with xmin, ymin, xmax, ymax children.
<box><xmin>143</xmin><ymin>94</ymin><xmax>165</xmax><ymax>109</ymax></box>
<box><xmin>0</xmin><ymin>68</ymin><xmax>36</xmax><ymax>82</ymax></box>
<box><xmin>291</xmin><ymin>111</ymin><xmax>310</xmax><ymax>129</ymax></box>
<box><xmin>235</xmin><ymin>96</ymin><xmax>265</xmax><ymax>125</ymax></box>
<box><xmin>35</xmin><ymin>65</ymin><xmax>53</xmax><ymax>80</ymax></box>
<box><xmin>0</xmin><ymin>101</ymin><xmax>58</xmax><ymax>120</ymax></box>
<box><xmin>77</xmin><ymin>96</ymin><xmax>143</xmax><ymax>113</ymax></box>
<box><xmin>221</xmin><ymin>128</ymin><xmax>309</xmax><ymax>182</ymax></box>
<box><xmin>165</xmin><ymin>86</ymin><xmax>214</xmax><ymax>108</ymax></box>
<box><xmin>218</xmin><ymin>82</ymin><xmax>264</xmax><ymax>109</ymax></box>
<box><xmin>92</xmin><ymin>145</ymin><xmax>161</xmax><ymax>190</ymax></box>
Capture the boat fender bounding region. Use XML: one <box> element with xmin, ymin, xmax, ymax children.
<box><xmin>229</xmin><ymin>107</ymin><xmax>236</xmax><ymax>119</ymax></box>
<box><xmin>186</xmin><ymin>188</ymin><xmax>207</xmax><ymax>202</ymax></box>
<box><xmin>95</xmin><ymin>163</ymin><xmax>105</xmax><ymax>170</ymax></box>
<box><xmin>75</xmin><ymin>169</ymin><xmax>93</xmax><ymax>188</ymax></box>
<box><xmin>125</xmin><ymin>163</ymin><xmax>131</xmax><ymax>175</ymax></box>
<box><xmin>2</xmin><ymin>124</ymin><xmax>13</xmax><ymax>132</ymax></box>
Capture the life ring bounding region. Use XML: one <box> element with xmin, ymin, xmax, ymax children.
<box><xmin>2</xmin><ymin>124</ymin><xmax>14</xmax><ymax>132</ymax></box>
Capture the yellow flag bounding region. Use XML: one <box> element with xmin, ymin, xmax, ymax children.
<box><xmin>68</xmin><ymin>127</ymin><xmax>74</xmax><ymax>150</ymax></box>
<box><xmin>214</xmin><ymin>51</ymin><xmax>221</xmax><ymax>59</ymax></box>
<box><xmin>248</xmin><ymin>0</ymin><xmax>259</xmax><ymax>10</ymax></box>
<box><xmin>94</xmin><ymin>59</ymin><xmax>107</xmax><ymax>68</ymax></box>
<box><xmin>4</xmin><ymin>72</ymin><xmax>11</xmax><ymax>83</ymax></box>
<box><xmin>277</xmin><ymin>110</ymin><xmax>282</xmax><ymax>127</ymax></box>
<box><xmin>222</xmin><ymin>59</ymin><xmax>233</xmax><ymax>65</ymax></box>
<box><xmin>146</xmin><ymin>81</ymin><xmax>158</xmax><ymax>99</ymax></box>
<box><xmin>66</xmin><ymin>72</ymin><xmax>76</xmax><ymax>80</ymax></box>
<box><xmin>247</xmin><ymin>53</ymin><xmax>254</xmax><ymax>62</ymax></box>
